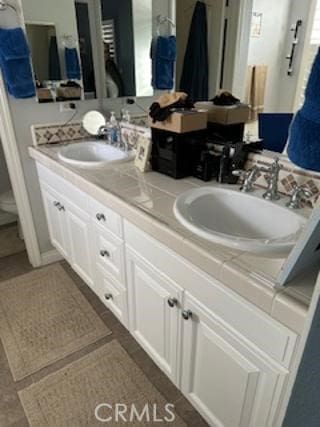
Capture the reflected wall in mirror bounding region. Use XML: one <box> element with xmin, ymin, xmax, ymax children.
<box><xmin>22</xmin><ymin>0</ymin><xmax>174</xmax><ymax>102</ymax></box>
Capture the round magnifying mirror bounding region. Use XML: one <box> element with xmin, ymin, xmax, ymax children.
<box><xmin>82</xmin><ymin>111</ymin><xmax>106</xmax><ymax>136</ymax></box>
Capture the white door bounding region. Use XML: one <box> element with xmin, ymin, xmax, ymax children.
<box><xmin>126</xmin><ymin>248</ymin><xmax>183</xmax><ymax>384</ymax></box>
<box><xmin>65</xmin><ymin>201</ymin><xmax>94</xmax><ymax>288</ymax></box>
<box><xmin>181</xmin><ymin>293</ymin><xmax>288</xmax><ymax>427</ymax></box>
<box><xmin>41</xmin><ymin>184</ymin><xmax>69</xmax><ymax>260</ymax></box>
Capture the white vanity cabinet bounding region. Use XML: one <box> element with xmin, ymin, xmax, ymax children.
<box><xmin>181</xmin><ymin>293</ymin><xmax>288</xmax><ymax>427</ymax></box>
<box><xmin>36</xmin><ymin>162</ymin><xmax>299</xmax><ymax>427</ymax></box>
<box><xmin>126</xmin><ymin>248</ymin><xmax>183</xmax><ymax>384</ymax></box>
<box><xmin>41</xmin><ymin>183</ymin><xmax>70</xmax><ymax>261</ymax></box>
<box><xmin>40</xmin><ymin>181</ymin><xmax>94</xmax><ymax>288</ymax></box>
<box><xmin>124</xmin><ymin>221</ymin><xmax>297</xmax><ymax>427</ymax></box>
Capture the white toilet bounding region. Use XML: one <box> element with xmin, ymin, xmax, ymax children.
<box><xmin>0</xmin><ymin>190</ymin><xmax>23</xmax><ymax>239</ymax></box>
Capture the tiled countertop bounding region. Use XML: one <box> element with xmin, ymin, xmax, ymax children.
<box><xmin>29</xmin><ymin>144</ymin><xmax>319</xmax><ymax>334</ymax></box>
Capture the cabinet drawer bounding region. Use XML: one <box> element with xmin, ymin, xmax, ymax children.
<box><xmin>124</xmin><ymin>221</ymin><xmax>298</xmax><ymax>368</ymax></box>
<box><xmin>37</xmin><ymin>163</ymin><xmax>89</xmax><ymax>212</ymax></box>
<box><xmin>96</xmin><ymin>264</ymin><xmax>128</xmax><ymax>327</ymax></box>
<box><xmin>94</xmin><ymin>226</ymin><xmax>126</xmax><ymax>285</ymax></box>
<box><xmin>89</xmin><ymin>197</ymin><xmax>123</xmax><ymax>238</ymax></box>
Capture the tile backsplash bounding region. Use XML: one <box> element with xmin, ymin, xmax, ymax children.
<box><xmin>31</xmin><ymin>122</ymin><xmax>90</xmax><ymax>146</ymax></box>
<box><xmin>31</xmin><ymin>120</ymin><xmax>151</xmax><ymax>150</ymax></box>
<box><xmin>246</xmin><ymin>153</ymin><xmax>320</xmax><ymax>207</ymax></box>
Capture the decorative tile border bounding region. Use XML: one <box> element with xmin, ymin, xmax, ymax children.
<box><xmin>31</xmin><ymin>122</ymin><xmax>90</xmax><ymax>146</ymax></box>
<box><xmin>246</xmin><ymin>153</ymin><xmax>320</xmax><ymax>207</ymax></box>
<box><xmin>120</xmin><ymin>121</ymin><xmax>151</xmax><ymax>150</ymax></box>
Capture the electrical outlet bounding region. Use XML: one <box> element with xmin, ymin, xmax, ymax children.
<box><xmin>60</xmin><ymin>102</ymin><xmax>76</xmax><ymax>113</ymax></box>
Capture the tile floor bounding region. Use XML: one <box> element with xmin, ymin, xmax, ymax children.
<box><xmin>0</xmin><ymin>251</ymin><xmax>209</xmax><ymax>427</ymax></box>
<box><xmin>0</xmin><ymin>223</ymin><xmax>25</xmax><ymax>260</ymax></box>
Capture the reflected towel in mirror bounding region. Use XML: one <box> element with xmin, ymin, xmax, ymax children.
<box><xmin>65</xmin><ymin>47</ymin><xmax>81</xmax><ymax>80</ymax></box>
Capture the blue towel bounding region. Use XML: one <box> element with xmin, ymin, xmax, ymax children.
<box><xmin>65</xmin><ymin>48</ymin><xmax>81</xmax><ymax>80</ymax></box>
<box><xmin>151</xmin><ymin>36</ymin><xmax>177</xmax><ymax>90</ymax></box>
<box><xmin>287</xmin><ymin>48</ymin><xmax>320</xmax><ymax>172</ymax></box>
<box><xmin>0</xmin><ymin>28</ymin><xmax>35</xmax><ymax>99</ymax></box>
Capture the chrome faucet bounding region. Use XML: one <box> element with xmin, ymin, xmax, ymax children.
<box><xmin>232</xmin><ymin>166</ymin><xmax>264</xmax><ymax>193</ymax></box>
<box><xmin>262</xmin><ymin>158</ymin><xmax>283</xmax><ymax>201</ymax></box>
<box><xmin>286</xmin><ymin>185</ymin><xmax>313</xmax><ymax>209</ymax></box>
<box><xmin>98</xmin><ymin>125</ymin><xmax>109</xmax><ymax>138</ymax></box>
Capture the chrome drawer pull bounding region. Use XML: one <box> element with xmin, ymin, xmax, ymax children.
<box><xmin>168</xmin><ymin>298</ymin><xmax>178</xmax><ymax>308</ymax></box>
<box><xmin>53</xmin><ymin>201</ymin><xmax>60</xmax><ymax>208</ymax></box>
<box><xmin>182</xmin><ymin>310</ymin><xmax>193</xmax><ymax>321</ymax></box>
<box><xmin>58</xmin><ymin>205</ymin><xmax>65</xmax><ymax>212</ymax></box>
<box><xmin>96</xmin><ymin>213</ymin><xmax>106</xmax><ymax>222</ymax></box>
<box><xmin>100</xmin><ymin>250</ymin><xmax>110</xmax><ymax>258</ymax></box>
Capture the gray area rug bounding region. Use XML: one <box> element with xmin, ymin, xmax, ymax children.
<box><xmin>19</xmin><ymin>340</ymin><xmax>186</xmax><ymax>426</ymax></box>
<box><xmin>0</xmin><ymin>264</ymin><xmax>111</xmax><ymax>381</ymax></box>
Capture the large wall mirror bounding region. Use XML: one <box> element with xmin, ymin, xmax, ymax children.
<box><xmin>22</xmin><ymin>0</ymin><xmax>317</xmax><ymax>128</ymax></box>
<box><xmin>22</xmin><ymin>0</ymin><xmax>174</xmax><ymax>103</ymax></box>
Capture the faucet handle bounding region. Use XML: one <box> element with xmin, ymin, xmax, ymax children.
<box><xmin>232</xmin><ymin>166</ymin><xmax>261</xmax><ymax>193</ymax></box>
<box><xmin>286</xmin><ymin>185</ymin><xmax>313</xmax><ymax>209</ymax></box>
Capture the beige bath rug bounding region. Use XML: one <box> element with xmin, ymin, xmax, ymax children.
<box><xmin>0</xmin><ymin>264</ymin><xmax>111</xmax><ymax>381</ymax></box>
<box><xmin>19</xmin><ymin>340</ymin><xmax>186</xmax><ymax>427</ymax></box>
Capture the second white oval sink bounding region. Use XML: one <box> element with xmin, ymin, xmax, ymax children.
<box><xmin>58</xmin><ymin>141</ymin><xmax>133</xmax><ymax>168</ymax></box>
<box><xmin>174</xmin><ymin>187</ymin><xmax>307</xmax><ymax>256</ymax></box>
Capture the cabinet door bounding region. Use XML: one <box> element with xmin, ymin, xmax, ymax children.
<box><xmin>126</xmin><ymin>249</ymin><xmax>183</xmax><ymax>384</ymax></box>
<box><xmin>65</xmin><ymin>201</ymin><xmax>94</xmax><ymax>288</ymax></box>
<box><xmin>181</xmin><ymin>293</ymin><xmax>288</xmax><ymax>427</ymax></box>
<box><xmin>41</xmin><ymin>183</ymin><xmax>69</xmax><ymax>260</ymax></box>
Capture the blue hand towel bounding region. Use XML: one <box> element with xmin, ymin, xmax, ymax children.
<box><xmin>151</xmin><ymin>36</ymin><xmax>177</xmax><ymax>90</ymax></box>
<box><xmin>287</xmin><ymin>48</ymin><xmax>320</xmax><ymax>172</ymax></box>
<box><xmin>65</xmin><ymin>48</ymin><xmax>81</xmax><ymax>80</ymax></box>
<box><xmin>0</xmin><ymin>28</ymin><xmax>35</xmax><ymax>99</ymax></box>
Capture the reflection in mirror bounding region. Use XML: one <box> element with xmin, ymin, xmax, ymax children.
<box><xmin>82</xmin><ymin>111</ymin><xmax>106</xmax><ymax>136</ymax></box>
<box><xmin>22</xmin><ymin>0</ymin><xmax>174</xmax><ymax>102</ymax></box>
<box><xmin>25</xmin><ymin>24</ymin><xmax>61</xmax><ymax>86</ymax></box>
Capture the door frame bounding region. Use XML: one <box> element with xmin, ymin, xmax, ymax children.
<box><xmin>0</xmin><ymin>76</ymin><xmax>42</xmax><ymax>267</ymax></box>
<box><xmin>0</xmin><ymin>0</ymin><xmax>41</xmax><ymax>267</ymax></box>
<box><xmin>292</xmin><ymin>0</ymin><xmax>318</xmax><ymax>111</ymax></box>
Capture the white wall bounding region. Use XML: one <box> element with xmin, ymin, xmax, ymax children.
<box><xmin>247</xmin><ymin>0</ymin><xmax>291</xmax><ymax>111</ymax></box>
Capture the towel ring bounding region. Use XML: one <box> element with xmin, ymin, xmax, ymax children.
<box><xmin>156</xmin><ymin>15</ymin><xmax>175</xmax><ymax>36</ymax></box>
<box><xmin>0</xmin><ymin>1</ymin><xmax>17</xmax><ymax>12</ymax></box>
<box><xmin>62</xmin><ymin>34</ymin><xmax>77</xmax><ymax>49</ymax></box>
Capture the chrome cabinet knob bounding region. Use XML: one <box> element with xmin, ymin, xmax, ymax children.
<box><xmin>168</xmin><ymin>298</ymin><xmax>178</xmax><ymax>308</ymax></box>
<box><xmin>58</xmin><ymin>205</ymin><xmax>65</xmax><ymax>212</ymax></box>
<box><xmin>182</xmin><ymin>310</ymin><xmax>193</xmax><ymax>321</ymax></box>
<box><xmin>104</xmin><ymin>293</ymin><xmax>113</xmax><ymax>301</ymax></box>
<box><xmin>53</xmin><ymin>201</ymin><xmax>60</xmax><ymax>208</ymax></box>
<box><xmin>96</xmin><ymin>213</ymin><xmax>106</xmax><ymax>222</ymax></box>
<box><xmin>100</xmin><ymin>250</ymin><xmax>110</xmax><ymax>258</ymax></box>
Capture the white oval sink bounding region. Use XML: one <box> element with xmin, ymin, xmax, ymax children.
<box><xmin>174</xmin><ymin>187</ymin><xmax>307</xmax><ymax>256</ymax></box>
<box><xmin>58</xmin><ymin>141</ymin><xmax>133</xmax><ymax>168</ymax></box>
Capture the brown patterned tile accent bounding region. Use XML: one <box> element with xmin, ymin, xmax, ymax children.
<box><xmin>31</xmin><ymin>122</ymin><xmax>91</xmax><ymax>146</ymax></box>
<box><xmin>246</xmin><ymin>153</ymin><xmax>320</xmax><ymax>208</ymax></box>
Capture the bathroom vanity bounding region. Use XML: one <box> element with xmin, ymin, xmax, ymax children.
<box><xmin>29</xmin><ymin>144</ymin><xmax>316</xmax><ymax>427</ymax></box>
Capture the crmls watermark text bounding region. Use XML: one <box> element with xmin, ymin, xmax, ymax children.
<box><xmin>95</xmin><ymin>403</ymin><xmax>176</xmax><ymax>423</ymax></box>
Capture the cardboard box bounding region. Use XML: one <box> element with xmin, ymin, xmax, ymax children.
<box><xmin>207</xmin><ymin>104</ymin><xmax>250</xmax><ymax>125</ymax></box>
<box><xmin>149</xmin><ymin>110</ymin><xmax>208</xmax><ymax>134</ymax></box>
